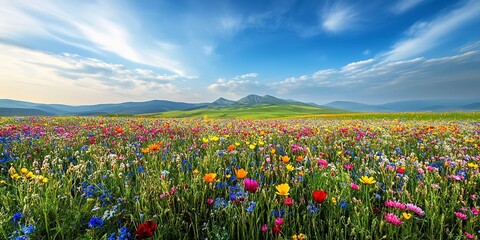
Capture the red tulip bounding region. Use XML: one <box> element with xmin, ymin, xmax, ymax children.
<box><xmin>312</xmin><ymin>190</ymin><xmax>327</xmax><ymax>204</ymax></box>
<box><xmin>136</xmin><ymin>221</ymin><xmax>157</xmax><ymax>239</ymax></box>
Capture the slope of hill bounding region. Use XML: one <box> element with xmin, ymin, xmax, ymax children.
<box><xmin>156</xmin><ymin>103</ymin><xmax>347</xmax><ymax>119</ymax></box>
<box><xmin>0</xmin><ymin>108</ymin><xmax>54</xmax><ymax>116</ymax></box>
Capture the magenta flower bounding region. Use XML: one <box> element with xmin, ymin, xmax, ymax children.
<box><xmin>207</xmin><ymin>198</ymin><xmax>214</xmax><ymax>205</ymax></box>
<box><xmin>385</xmin><ymin>200</ymin><xmax>406</xmax><ymax>210</ymax></box>
<box><xmin>384</xmin><ymin>213</ymin><xmax>402</xmax><ymax>225</ymax></box>
<box><xmin>350</xmin><ymin>182</ymin><xmax>359</xmax><ymax>190</ymax></box>
<box><xmin>454</xmin><ymin>212</ymin><xmax>468</xmax><ymax>220</ymax></box>
<box><xmin>274</xmin><ymin>217</ymin><xmax>284</xmax><ymax>226</ymax></box>
<box><xmin>344</xmin><ymin>164</ymin><xmax>353</xmax><ymax>170</ymax></box>
<box><xmin>465</xmin><ymin>232</ymin><xmax>475</xmax><ymax>239</ymax></box>
<box><xmin>317</xmin><ymin>159</ymin><xmax>328</xmax><ymax>169</ymax></box>
<box><xmin>406</xmin><ymin>203</ymin><xmax>425</xmax><ymax>216</ymax></box>
<box><xmin>261</xmin><ymin>224</ymin><xmax>268</xmax><ymax>232</ymax></box>
<box><xmin>244</xmin><ymin>178</ymin><xmax>259</xmax><ymax>193</ymax></box>
<box><xmin>471</xmin><ymin>207</ymin><xmax>480</xmax><ymax>216</ymax></box>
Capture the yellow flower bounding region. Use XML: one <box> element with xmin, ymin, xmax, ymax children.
<box><xmin>192</xmin><ymin>169</ymin><xmax>200</xmax><ymax>174</ymax></box>
<box><xmin>0</xmin><ymin>180</ymin><xmax>6</xmax><ymax>185</ymax></box>
<box><xmin>249</xmin><ymin>144</ymin><xmax>256</xmax><ymax>150</ymax></box>
<box><xmin>331</xmin><ymin>197</ymin><xmax>337</xmax><ymax>204</ymax></box>
<box><xmin>286</xmin><ymin>164</ymin><xmax>295</xmax><ymax>172</ymax></box>
<box><xmin>235</xmin><ymin>168</ymin><xmax>248</xmax><ymax>179</ymax></box>
<box><xmin>468</xmin><ymin>163</ymin><xmax>478</xmax><ymax>169</ymax></box>
<box><xmin>42</xmin><ymin>177</ymin><xmax>48</xmax><ymax>183</ymax></box>
<box><xmin>204</xmin><ymin>173</ymin><xmax>217</xmax><ymax>183</ymax></box>
<box><xmin>235</xmin><ymin>142</ymin><xmax>240</xmax><ymax>146</ymax></box>
<box><xmin>202</xmin><ymin>137</ymin><xmax>209</xmax><ymax>143</ymax></box>
<box><xmin>11</xmin><ymin>174</ymin><xmax>20</xmax><ymax>180</ymax></box>
<box><xmin>271</xmin><ymin>149</ymin><xmax>276</xmax><ymax>154</ymax></box>
<box><xmin>210</xmin><ymin>136</ymin><xmax>219</xmax><ymax>142</ymax></box>
<box><xmin>292</xmin><ymin>234</ymin><xmax>298</xmax><ymax>240</ymax></box>
<box><xmin>26</xmin><ymin>171</ymin><xmax>35</xmax><ymax>180</ymax></box>
<box><xmin>141</xmin><ymin>148</ymin><xmax>150</xmax><ymax>154</ymax></box>
<box><xmin>298</xmin><ymin>233</ymin><xmax>306</xmax><ymax>240</ymax></box>
<box><xmin>9</xmin><ymin>166</ymin><xmax>16</xmax><ymax>175</ymax></box>
<box><xmin>275</xmin><ymin>183</ymin><xmax>290</xmax><ymax>196</ymax></box>
<box><xmin>20</xmin><ymin>168</ymin><xmax>29</xmax><ymax>175</ymax></box>
<box><xmin>402</xmin><ymin>212</ymin><xmax>412</xmax><ymax>220</ymax></box>
<box><xmin>359</xmin><ymin>176</ymin><xmax>376</xmax><ymax>185</ymax></box>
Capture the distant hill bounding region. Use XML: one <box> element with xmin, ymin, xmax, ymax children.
<box><xmin>1</xmin><ymin>96</ymin><xmax>478</xmax><ymax>116</ymax></box>
<box><xmin>325</xmin><ymin>99</ymin><xmax>480</xmax><ymax>112</ymax></box>
<box><xmin>0</xmin><ymin>107</ymin><xmax>54</xmax><ymax>116</ymax></box>
<box><xmin>156</xmin><ymin>103</ymin><xmax>347</xmax><ymax>118</ymax></box>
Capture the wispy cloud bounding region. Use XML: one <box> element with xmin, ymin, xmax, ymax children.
<box><xmin>385</xmin><ymin>0</ymin><xmax>480</xmax><ymax>61</ymax></box>
<box><xmin>321</xmin><ymin>3</ymin><xmax>359</xmax><ymax>33</ymax></box>
<box><xmin>391</xmin><ymin>0</ymin><xmax>426</xmax><ymax>14</ymax></box>
<box><xmin>0</xmin><ymin>43</ymin><xmax>188</xmax><ymax>104</ymax></box>
<box><xmin>207</xmin><ymin>73</ymin><xmax>264</xmax><ymax>98</ymax></box>
<box><xmin>272</xmin><ymin>50</ymin><xmax>480</xmax><ymax>103</ymax></box>
<box><xmin>0</xmin><ymin>0</ymin><xmax>189</xmax><ymax>76</ymax></box>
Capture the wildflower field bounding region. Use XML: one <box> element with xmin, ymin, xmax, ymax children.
<box><xmin>1</xmin><ymin>115</ymin><xmax>479</xmax><ymax>239</ymax></box>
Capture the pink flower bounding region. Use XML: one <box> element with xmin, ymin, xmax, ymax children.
<box><xmin>471</xmin><ymin>207</ymin><xmax>480</xmax><ymax>216</ymax></box>
<box><xmin>406</xmin><ymin>203</ymin><xmax>425</xmax><ymax>216</ymax></box>
<box><xmin>350</xmin><ymin>182</ymin><xmax>359</xmax><ymax>190</ymax></box>
<box><xmin>274</xmin><ymin>217</ymin><xmax>284</xmax><ymax>226</ymax></box>
<box><xmin>344</xmin><ymin>164</ymin><xmax>353</xmax><ymax>171</ymax></box>
<box><xmin>417</xmin><ymin>168</ymin><xmax>424</xmax><ymax>174</ymax></box>
<box><xmin>261</xmin><ymin>224</ymin><xmax>268</xmax><ymax>232</ymax></box>
<box><xmin>454</xmin><ymin>212</ymin><xmax>468</xmax><ymax>220</ymax></box>
<box><xmin>384</xmin><ymin>213</ymin><xmax>402</xmax><ymax>225</ymax></box>
<box><xmin>284</xmin><ymin>197</ymin><xmax>294</xmax><ymax>206</ymax></box>
<box><xmin>317</xmin><ymin>159</ymin><xmax>328</xmax><ymax>169</ymax></box>
<box><xmin>244</xmin><ymin>178</ymin><xmax>259</xmax><ymax>193</ymax></box>
<box><xmin>207</xmin><ymin>198</ymin><xmax>214</xmax><ymax>204</ymax></box>
<box><xmin>465</xmin><ymin>232</ymin><xmax>475</xmax><ymax>239</ymax></box>
<box><xmin>385</xmin><ymin>200</ymin><xmax>406</xmax><ymax>210</ymax></box>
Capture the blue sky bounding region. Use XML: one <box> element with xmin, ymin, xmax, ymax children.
<box><xmin>0</xmin><ymin>0</ymin><xmax>479</xmax><ymax>105</ymax></box>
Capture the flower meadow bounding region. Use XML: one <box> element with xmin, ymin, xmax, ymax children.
<box><xmin>0</xmin><ymin>116</ymin><xmax>479</xmax><ymax>239</ymax></box>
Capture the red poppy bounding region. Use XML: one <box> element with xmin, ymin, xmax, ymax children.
<box><xmin>312</xmin><ymin>190</ymin><xmax>327</xmax><ymax>204</ymax></box>
<box><xmin>136</xmin><ymin>221</ymin><xmax>157</xmax><ymax>239</ymax></box>
<box><xmin>397</xmin><ymin>167</ymin><xmax>405</xmax><ymax>174</ymax></box>
<box><xmin>272</xmin><ymin>225</ymin><xmax>282</xmax><ymax>236</ymax></box>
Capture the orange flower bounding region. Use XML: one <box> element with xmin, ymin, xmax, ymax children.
<box><xmin>297</xmin><ymin>156</ymin><xmax>304</xmax><ymax>162</ymax></box>
<box><xmin>141</xmin><ymin>148</ymin><xmax>150</xmax><ymax>154</ymax></box>
<box><xmin>281</xmin><ymin>156</ymin><xmax>290</xmax><ymax>163</ymax></box>
<box><xmin>228</xmin><ymin>144</ymin><xmax>235</xmax><ymax>151</ymax></box>
<box><xmin>204</xmin><ymin>173</ymin><xmax>217</xmax><ymax>183</ymax></box>
<box><xmin>235</xmin><ymin>168</ymin><xmax>248</xmax><ymax>179</ymax></box>
<box><xmin>149</xmin><ymin>144</ymin><xmax>160</xmax><ymax>151</ymax></box>
<box><xmin>115</xmin><ymin>127</ymin><xmax>123</xmax><ymax>133</ymax></box>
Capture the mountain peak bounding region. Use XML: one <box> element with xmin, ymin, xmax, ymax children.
<box><xmin>211</xmin><ymin>97</ymin><xmax>235</xmax><ymax>105</ymax></box>
<box><xmin>236</xmin><ymin>94</ymin><xmax>287</xmax><ymax>105</ymax></box>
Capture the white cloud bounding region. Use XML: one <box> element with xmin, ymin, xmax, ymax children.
<box><xmin>321</xmin><ymin>3</ymin><xmax>358</xmax><ymax>33</ymax></box>
<box><xmin>391</xmin><ymin>0</ymin><xmax>426</xmax><ymax>14</ymax></box>
<box><xmin>459</xmin><ymin>41</ymin><xmax>480</xmax><ymax>53</ymax></box>
<box><xmin>385</xmin><ymin>0</ymin><xmax>480</xmax><ymax>61</ymax></box>
<box><xmin>271</xmin><ymin>50</ymin><xmax>480</xmax><ymax>102</ymax></box>
<box><xmin>0</xmin><ymin>43</ymin><xmax>187</xmax><ymax>104</ymax></box>
<box><xmin>0</xmin><ymin>0</ymin><xmax>189</xmax><ymax>76</ymax></box>
<box><xmin>234</xmin><ymin>73</ymin><xmax>258</xmax><ymax>79</ymax></box>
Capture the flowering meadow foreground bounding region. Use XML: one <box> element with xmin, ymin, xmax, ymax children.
<box><xmin>0</xmin><ymin>116</ymin><xmax>479</xmax><ymax>239</ymax></box>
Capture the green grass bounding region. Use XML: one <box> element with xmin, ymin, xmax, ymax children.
<box><xmin>150</xmin><ymin>104</ymin><xmax>347</xmax><ymax>119</ymax></box>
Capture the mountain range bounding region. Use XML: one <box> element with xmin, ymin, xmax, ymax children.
<box><xmin>0</xmin><ymin>95</ymin><xmax>479</xmax><ymax>116</ymax></box>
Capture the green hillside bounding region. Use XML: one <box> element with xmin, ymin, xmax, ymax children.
<box><xmin>151</xmin><ymin>103</ymin><xmax>347</xmax><ymax>118</ymax></box>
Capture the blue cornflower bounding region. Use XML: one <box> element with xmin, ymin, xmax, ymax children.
<box><xmin>21</xmin><ymin>225</ymin><xmax>35</xmax><ymax>235</ymax></box>
<box><xmin>88</xmin><ymin>216</ymin><xmax>104</xmax><ymax>228</ymax></box>
<box><xmin>12</xmin><ymin>212</ymin><xmax>24</xmax><ymax>223</ymax></box>
<box><xmin>246</xmin><ymin>201</ymin><xmax>256</xmax><ymax>213</ymax></box>
<box><xmin>340</xmin><ymin>200</ymin><xmax>348</xmax><ymax>209</ymax></box>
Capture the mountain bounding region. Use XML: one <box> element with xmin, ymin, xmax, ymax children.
<box><xmin>236</xmin><ymin>94</ymin><xmax>288</xmax><ymax>105</ymax></box>
<box><xmin>325</xmin><ymin>101</ymin><xmax>394</xmax><ymax>112</ymax></box>
<box><xmin>0</xmin><ymin>107</ymin><xmax>54</xmax><ymax>116</ymax></box>
<box><xmin>325</xmin><ymin>99</ymin><xmax>480</xmax><ymax>112</ymax></box>
<box><xmin>0</xmin><ymin>99</ymin><xmax>207</xmax><ymax>116</ymax></box>
<box><xmin>210</xmin><ymin>97</ymin><xmax>235</xmax><ymax>106</ymax></box>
